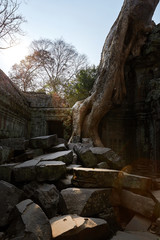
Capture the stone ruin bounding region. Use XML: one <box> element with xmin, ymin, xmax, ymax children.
<box><xmin>1</xmin><ymin>24</ymin><xmax>160</xmax><ymax>239</ymax></box>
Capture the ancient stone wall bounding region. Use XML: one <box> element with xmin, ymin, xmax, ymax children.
<box><xmin>100</xmin><ymin>24</ymin><xmax>160</xmax><ymax>175</ymax></box>
<box><xmin>0</xmin><ymin>70</ymin><xmax>30</xmax><ymax>138</ymax></box>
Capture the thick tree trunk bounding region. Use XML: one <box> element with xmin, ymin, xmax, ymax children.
<box><xmin>70</xmin><ymin>0</ymin><xmax>159</xmax><ymax>146</ymax></box>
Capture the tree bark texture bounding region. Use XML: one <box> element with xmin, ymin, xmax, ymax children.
<box><xmin>70</xmin><ymin>0</ymin><xmax>159</xmax><ymax>146</ymax></box>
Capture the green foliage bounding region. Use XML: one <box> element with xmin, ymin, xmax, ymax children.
<box><xmin>65</xmin><ymin>65</ymin><xmax>97</xmax><ymax>107</ymax></box>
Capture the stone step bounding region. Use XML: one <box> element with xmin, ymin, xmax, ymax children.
<box><xmin>72</xmin><ymin>168</ymin><xmax>152</xmax><ymax>191</ymax></box>
<box><xmin>50</xmin><ymin>214</ymin><xmax>109</xmax><ymax>240</ymax></box>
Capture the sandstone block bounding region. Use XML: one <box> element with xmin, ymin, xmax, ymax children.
<box><xmin>50</xmin><ymin>214</ymin><xmax>108</xmax><ymax>240</ymax></box>
<box><xmin>7</xmin><ymin>199</ymin><xmax>52</xmax><ymax>240</ymax></box>
<box><xmin>61</xmin><ymin>187</ymin><xmax>111</xmax><ymax>217</ymax></box>
<box><xmin>30</xmin><ymin>134</ymin><xmax>57</xmax><ymax>149</ymax></box>
<box><xmin>35</xmin><ymin>150</ymin><xmax>73</xmax><ymax>165</ymax></box>
<box><xmin>72</xmin><ymin>167</ymin><xmax>152</xmax><ymax>191</ymax></box>
<box><xmin>0</xmin><ymin>180</ymin><xmax>24</xmax><ymax>227</ymax></box>
<box><xmin>0</xmin><ymin>163</ymin><xmax>18</xmax><ymax>182</ymax></box>
<box><xmin>13</xmin><ymin>159</ymin><xmax>40</xmax><ymax>182</ymax></box>
<box><xmin>125</xmin><ymin>215</ymin><xmax>151</xmax><ymax>231</ymax></box>
<box><xmin>120</xmin><ymin>189</ymin><xmax>155</xmax><ymax>218</ymax></box>
<box><xmin>36</xmin><ymin>160</ymin><xmax>66</xmax><ymax>182</ymax></box>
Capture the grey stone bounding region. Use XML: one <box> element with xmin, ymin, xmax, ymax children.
<box><xmin>7</xmin><ymin>199</ymin><xmax>52</xmax><ymax>240</ymax></box>
<box><xmin>35</xmin><ymin>150</ymin><xmax>73</xmax><ymax>165</ymax></box>
<box><xmin>13</xmin><ymin>159</ymin><xmax>40</xmax><ymax>182</ymax></box>
<box><xmin>72</xmin><ymin>167</ymin><xmax>152</xmax><ymax>191</ymax></box>
<box><xmin>47</xmin><ymin>143</ymin><xmax>67</xmax><ymax>153</ymax></box>
<box><xmin>0</xmin><ymin>138</ymin><xmax>26</xmax><ymax>151</ymax></box>
<box><xmin>0</xmin><ymin>180</ymin><xmax>24</xmax><ymax>227</ymax></box>
<box><xmin>25</xmin><ymin>148</ymin><xmax>44</xmax><ymax>160</ymax></box>
<box><xmin>30</xmin><ymin>134</ymin><xmax>57</xmax><ymax>149</ymax></box>
<box><xmin>97</xmin><ymin>162</ymin><xmax>109</xmax><ymax>169</ymax></box>
<box><xmin>58</xmin><ymin>175</ymin><xmax>73</xmax><ymax>190</ymax></box>
<box><xmin>61</xmin><ymin>187</ymin><xmax>111</xmax><ymax>217</ymax></box>
<box><xmin>36</xmin><ymin>160</ymin><xmax>66</xmax><ymax>182</ymax></box>
<box><xmin>120</xmin><ymin>189</ymin><xmax>156</xmax><ymax>218</ymax></box>
<box><xmin>0</xmin><ymin>146</ymin><xmax>13</xmax><ymax>164</ymax></box>
<box><xmin>50</xmin><ymin>214</ymin><xmax>109</xmax><ymax>240</ymax></box>
<box><xmin>0</xmin><ymin>163</ymin><xmax>18</xmax><ymax>182</ymax></box>
<box><xmin>90</xmin><ymin>147</ymin><xmax>125</xmax><ymax>170</ymax></box>
<box><xmin>23</xmin><ymin>182</ymin><xmax>60</xmax><ymax>218</ymax></box>
<box><xmin>74</xmin><ymin>145</ymin><xmax>98</xmax><ymax>168</ymax></box>
<box><xmin>125</xmin><ymin>215</ymin><xmax>151</xmax><ymax>231</ymax></box>
<box><xmin>111</xmin><ymin>231</ymin><xmax>159</xmax><ymax>240</ymax></box>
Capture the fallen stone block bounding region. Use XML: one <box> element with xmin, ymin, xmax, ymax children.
<box><xmin>0</xmin><ymin>180</ymin><xmax>24</xmax><ymax>227</ymax></box>
<box><xmin>90</xmin><ymin>147</ymin><xmax>125</xmax><ymax>170</ymax></box>
<box><xmin>23</xmin><ymin>182</ymin><xmax>61</xmax><ymax>218</ymax></box>
<box><xmin>66</xmin><ymin>164</ymin><xmax>82</xmax><ymax>174</ymax></box>
<box><xmin>0</xmin><ymin>138</ymin><xmax>26</xmax><ymax>151</ymax></box>
<box><xmin>13</xmin><ymin>159</ymin><xmax>40</xmax><ymax>182</ymax></box>
<box><xmin>34</xmin><ymin>150</ymin><xmax>73</xmax><ymax>165</ymax></box>
<box><xmin>125</xmin><ymin>215</ymin><xmax>151</xmax><ymax>231</ymax></box>
<box><xmin>25</xmin><ymin>148</ymin><xmax>44</xmax><ymax>160</ymax></box>
<box><xmin>47</xmin><ymin>143</ymin><xmax>67</xmax><ymax>153</ymax></box>
<box><xmin>7</xmin><ymin>199</ymin><xmax>52</xmax><ymax>240</ymax></box>
<box><xmin>72</xmin><ymin>168</ymin><xmax>151</xmax><ymax>191</ymax></box>
<box><xmin>73</xmin><ymin>144</ymin><xmax>97</xmax><ymax>168</ymax></box>
<box><xmin>36</xmin><ymin>161</ymin><xmax>66</xmax><ymax>182</ymax></box>
<box><xmin>50</xmin><ymin>214</ymin><xmax>109</xmax><ymax>240</ymax></box>
<box><xmin>120</xmin><ymin>189</ymin><xmax>156</xmax><ymax>218</ymax></box>
<box><xmin>0</xmin><ymin>146</ymin><xmax>13</xmax><ymax>164</ymax></box>
<box><xmin>61</xmin><ymin>187</ymin><xmax>111</xmax><ymax>217</ymax></box>
<box><xmin>97</xmin><ymin>162</ymin><xmax>109</xmax><ymax>169</ymax></box>
<box><xmin>0</xmin><ymin>163</ymin><xmax>18</xmax><ymax>182</ymax></box>
<box><xmin>30</xmin><ymin>134</ymin><xmax>57</xmax><ymax>149</ymax></box>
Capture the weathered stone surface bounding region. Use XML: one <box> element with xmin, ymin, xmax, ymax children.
<box><xmin>61</xmin><ymin>187</ymin><xmax>111</xmax><ymax>217</ymax></box>
<box><xmin>97</xmin><ymin>162</ymin><xmax>109</xmax><ymax>169</ymax></box>
<box><xmin>120</xmin><ymin>190</ymin><xmax>156</xmax><ymax>218</ymax></box>
<box><xmin>23</xmin><ymin>182</ymin><xmax>61</xmax><ymax>218</ymax></box>
<box><xmin>13</xmin><ymin>159</ymin><xmax>40</xmax><ymax>182</ymax></box>
<box><xmin>24</xmin><ymin>149</ymin><xmax>44</xmax><ymax>160</ymax></box>
<box><xmin>111</xmin><ymin>231</ymin><xmax>159</xmax><ymax>240</ymax></box>
<box><xmin>50</xmin><ymin>214</ymin><xmax>108</xmax><ymax>240</ymax></box>
<box><xmin>0</xmin><ymin>163</ymin><xmax>18</xmax><ymax>182</ymax></box>
<box><xmin>57</xmin><ymin>175</ymin><xmax>73</xmax><ymax>190</ymax></box>
<box><xmin>30</xmin><ymin>135</ymin><xmax>57</xmax><ymax>149</ymax></box>
<box><xmin>35</xmin><ymin>150</ymin><xmax>73</xmax><ymax>165</ymax></box>
<box><xmin>47</xmin><ymin>143</ymin><xmax>67</xmax><ymax>153</ymax></box>
<box><xmin>0</xmin><ymin>138</ymin><xmax>26</xmax><ymax>151</ymax></box>
<box><xmin>90</xmin><ymin>147</ymin><xmax>125</xmax><ymax>170</ymax></box>
<box><xmin>0</xmin><ymin>146</ymin><xmax>13</xmax><ymax>164</ymax></box>
<box><xmin>7</xmin><ymin>199</ymin><xmax>52</xmax><ymax>240</ymax></box>
<box><xmin>72</xmin><ymin>168</ymin><xmax>151</xmax><ymax>191</ymax></box>
<box><xmin>125</xmin><ymin>215</ymin><xmax>151</xmax><ymax>231</ymax></box>
<box><xmin>36</xmin><ymin>161</ymin><xmax>66</xmax><ymax>182</ymax></box>
<box><xmin>0</xmin><ymin>180</ymin><xmax>24</xmax><ymax>227</ymax></box>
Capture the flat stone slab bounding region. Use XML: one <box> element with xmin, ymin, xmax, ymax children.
<box><xmin>72</xmin><ymin>168</ymin><xmax>152</xmax><ymax>191</ymax></box>
<box><xmin>111</xmin><ymin>231</ymin><xmax>159</xmax><ymax>240</ymax></box>
<box><xmin>35</xmin><ymin>150</ymin><xmax>73</xmax><ymax>165</ymax></box>
<box><xmin>120</xmin><ymin>190</ymin><xmax>156</xmax><ymax>219</ymax></box>
<box><xmin>36</xmin><ymin>161</ymin><xmax>66</xmax><ymax>182</ymax></box>
<box><xmin>48</xmin><ymin>144</ymin><xmax>67</xmax><ymax>153</ymax></box>
<box><xmin>61</xmin><ymin>187</ymin><xmax>111</xmax><ymax>217</ymax></box>
<box><xmin>50</xmin><ymin>214</ymin><xmax>108</xmax><ymax>240</ymax></box>
<box><xmin>30</xmin><ymin>135</ymin><xmax>57</xmax><ymax>149</ymax></box>
<box><xmin>125</xmin><ymin>215</ymin><xmax>151</xmax><ymax>231</ymax></box>
<box><xmin>13</xmin><ymin>159</ymin><xmax>40</xmax><ymax>182</ymax></box>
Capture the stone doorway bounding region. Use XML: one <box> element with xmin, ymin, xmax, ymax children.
<box><xmin>47</xmin><ymin>120</ymin><xmax>64</xmax><ymax>138</ymax></box>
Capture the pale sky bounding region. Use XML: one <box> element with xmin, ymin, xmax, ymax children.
<box><xmin>0</xmin><ymin>0</ymin><xmax>160</xmax><ymax>74</ymax></box>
